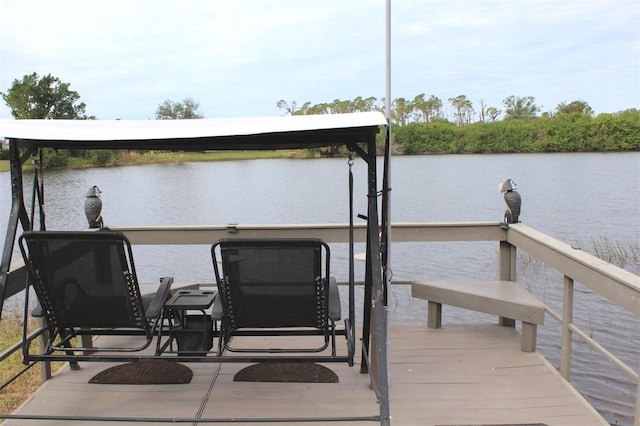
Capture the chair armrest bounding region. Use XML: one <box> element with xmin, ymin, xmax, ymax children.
<box><xmin>31</xmin><ymin>304</ymin><xmax>43</xmax><ymax>317</ymax></box>
<box><xmin>211</xmin><ymin>293</ymin><xmax>223</xmax><ymax>321</ymax></box>
<box><xmin>145</xmin><ymin>276</ymin><xmax>173</xmax><ymax>320</ymax></box>
<box><xmin>328</xmin><ymin>277</ymin><xmax>341</xmax><ymax>321</ymax></box>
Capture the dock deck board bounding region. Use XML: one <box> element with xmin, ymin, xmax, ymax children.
<box><xmin>4</xmin><ymin>324</ymin><xmax>607</xmax><ymax>425</ymax></box>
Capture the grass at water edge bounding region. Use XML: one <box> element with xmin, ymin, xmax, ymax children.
<box><xmin>0</xmin><ymin>308</ymin><xmax>67</xmax><ymax>422</ymax></box>
<box><xmin>0</xmin><ymin>149</ymin><xmax>315</xmax><ymax>173</ymax></box>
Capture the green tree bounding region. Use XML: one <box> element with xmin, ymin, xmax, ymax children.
<box><xmin>391</xmin><ymin>97</ymin><xmax>412</xmax><ymax>126</ymax></box>
<box><xmin>1</xmin><ymin>72</ymin><xmax>91</xmax><ymax>119</ymax></box>
<box><xmin>411</xmin><ymin>94</ymin><xmax>444</xmax><ymax>123</ymax></box>
<box><xmin>503</xmin><ymin>95</ymin><xmax>540</xmax><ymax>120</ymax></box>
<box><xmin>329</xmin><ymin>98</ymin><xmax>353</xmax><ymax>114</ymax></box>
<box><xmin>591</xmin><ymin>109</ymin><xmax>640</xmax><ymax>150</ymax></box>
<box><xmin>556</xmin><ymin>100</ymin><xmax>593</xmax><ymax>116</ymax></box>
<box><xmin>292</xmin><ymin>97</ymin><xmax>379</xmax><ymax>116</ymax></box>
<box><xmin>298</xmin><ymin>101</ymin><xmax>330</xmax><ymax>115</ymax></box>
<box><xmin>351</xmin><ymin>96</ymin><xmax>377</xmax><ymax>112</ymax></box>
<box><xmin>276</xmin><ymin>99</ymin><xmax>300</xmax><ymax>115</ymax></box>
<box><xmin>156</xmin><ymin>98</ymin><xmax>204</xmax><ymax>119</ymax></box>
<box><xmin>486</xmin><ymin>107</ymin><xmax>502</xmax><ymax>122</ymax></box>
<box><xmin>412</xmin><ymin>94</ymin><xmax>428</xmax><ymax>123</ymax></box>
<box><xmin>1</xmin><ymin>72</ymin><xmax>93</xmax><ymax>168</ymax></box>
<box><xmin>425</xmin><ymin>95</ymin><xmax>443</xmax><ymax>122</ymax></box>
<box><xmin>448</xmin><ymin>95</ymin><xmax>474</xmax><ymax>126</ymax></box>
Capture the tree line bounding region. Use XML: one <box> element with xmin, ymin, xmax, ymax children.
<box><xmin>1</xmin><ymin>73</ymin><xmax>638</xmax><ymax>167</ymax></box>
<box><xmin>278</xmin><ymin>95</ymin><xmax>638</xmax><ymax>154</ymax></box>
<box><xmin>276</xmin><ymin>94</ymin><xmax>594</xmax><ymax>125</ymax></box>
<box><xmin>392</xmin><ymin>110</ymin><xmax>639</xmax><ymax>154</ymax></box>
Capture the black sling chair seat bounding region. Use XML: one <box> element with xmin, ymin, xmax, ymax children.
<box><xmin>211</xmin><ymin>238</ymin><xmax>351</xmax><ymax>362</ymax></box>
<box><xmin>19</xmin><ymin>230</ymin><xmax>173</xmax><ymax>360</ymax></box>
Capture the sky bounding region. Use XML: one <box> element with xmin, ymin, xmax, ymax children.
<box><xmin>1</xmin><ymin>0</ymin><xmax>638</xmax><ymax>120</ymax></box>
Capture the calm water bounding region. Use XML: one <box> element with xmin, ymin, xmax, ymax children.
<box><xmin>1</xmin><ymin>152</ymin><xmax>639</xmax><ymax>424</ymax></box>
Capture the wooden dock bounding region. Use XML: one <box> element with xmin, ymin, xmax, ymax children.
<box><xmin>4</xmin><ymin>323</ymin><xmax>607</xmax><ymax>425</ymax></box>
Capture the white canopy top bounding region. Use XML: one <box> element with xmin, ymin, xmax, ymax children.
<box><xmin>0</xmin><ymin>112</ymin><xmax>387</xmax><ymax>150</ymax></box>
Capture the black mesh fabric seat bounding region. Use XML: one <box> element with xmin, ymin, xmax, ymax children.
<box><xmin>211</xmin><ymin>238</ymin><xmax>345</xmax><ymax>357</ymax></box>
<box><xmin>19</xmin><ymin>230</ymin><xmax>172</xmax><ymax>358</ymax></box>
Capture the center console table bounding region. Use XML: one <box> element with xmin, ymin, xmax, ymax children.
<box><xmin>162</xmin><ymin>289</ymin><xmax>216</xmax><ymax>356</ymax></box>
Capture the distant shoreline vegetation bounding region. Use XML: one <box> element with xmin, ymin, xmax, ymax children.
<box><xmin>391</xmin><ymin>108</ymin><xmax>640</xmax><ymax>155</ymax></box>
<box><xmin>0</xmin><ymin>108</ymin><xmax>638</xmax><ymax>171</ymax></box>
<box><xmin>2</xmin><ymin>73</ymin><xmax>638</xmax><ymax>170</ymax></box>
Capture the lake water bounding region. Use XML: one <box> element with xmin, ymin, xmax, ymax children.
<box><xmin>1</xmin><ymin>152</ymin><xmax>639</xmax><ymax>424</ymax></box>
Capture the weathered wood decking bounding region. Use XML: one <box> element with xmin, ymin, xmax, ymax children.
<box><xmin>4</xmin><ymin>324</ymin><xmax>607</xmax><ymax>426</ymax></box>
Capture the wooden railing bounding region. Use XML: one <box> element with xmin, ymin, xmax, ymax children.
<box><xmin>3</xmin><ymin>221</ymin><xmax>639</xmax><ymax>423</ymax></box>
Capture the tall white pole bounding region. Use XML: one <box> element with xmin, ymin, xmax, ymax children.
<box><xmin>385</xmin><ymin>0</ymin><xmax>392</xmax><ymax>121</ymax></box>
<box><xmin>384</xmin><ymin>0</ymin><xmax>392</xmax><ymax>387</ymax></box>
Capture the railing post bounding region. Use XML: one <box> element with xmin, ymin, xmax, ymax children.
<box><xmin>560</xmin><ymin>275</ymin><xmax>574</xmax><ymax>381</ymax></box>
<box><xmin>499</xmin><ymin>240</ymin><xmax>516</xmax><ymax>281</ymax></box>
<box><xmin>635</xmin><ymin>360</ymin><xmax>639</xmax><ymax>426</ymax></box>
<box><xmin>499</xmin><ymin>240</ymin><xmax>517</xmax><ymax>327</ymax></box>
<box><xmin>39</xmin><ymin>317</ymin><xmax>51</xmax><ymax>382</ymax></box>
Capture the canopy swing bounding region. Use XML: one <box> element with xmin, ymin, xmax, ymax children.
<box><xmin>0</xmin><ymin>112</ymin><xmax>391</xmax><ymax>423</ymax></box>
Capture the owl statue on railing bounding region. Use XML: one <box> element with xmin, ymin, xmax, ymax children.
<box><xmin>498</xmin><ymin>179</ymin><xmax>521</xmax><ymax>224</ymax></box>
<box><xmin>84</xmin><ymin>185</ymin><xmax>103</xmax><ymax>228</ymax></box>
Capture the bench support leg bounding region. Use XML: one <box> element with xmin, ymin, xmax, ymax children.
<box><xmin>499</xmin><ymin>316</ymin><xmax>515</xmax><ymax>327</ymax></box>
<box><xmin>521</xmin><ymin>322</ymin><xmax>537</xmax><ymax>352</ymax></box>
<box><xmin>427</xmin><ymin>301</ymin><xmax>442</xmax><ymax>329</ymax></box>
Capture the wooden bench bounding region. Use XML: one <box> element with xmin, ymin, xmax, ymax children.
<box><xmin>411</xmin><ymin>280</ymin><xmax>545</xmax><ymax>352</ymax></box>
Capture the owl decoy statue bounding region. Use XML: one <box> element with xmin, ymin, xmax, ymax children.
<box><xmin>84</xmin><ymin>185</ymin><xmax>104</xmax><ymax>228</ymax></box>
<box><xmin>498</xmin><ymin>179</ymin><xmax>521</xmax><ymax>224</ymax></box>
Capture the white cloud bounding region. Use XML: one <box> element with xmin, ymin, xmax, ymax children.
<box><xmin>1</xmin><ymin>0</ymin><xmax>638</xmax><ymax>119</ymax></box>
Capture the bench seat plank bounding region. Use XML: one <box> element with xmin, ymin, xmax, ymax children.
<box><xmin>411</xmin><ymin>280</ymin><xmax>545</xmax><ymax>352</ymax></box>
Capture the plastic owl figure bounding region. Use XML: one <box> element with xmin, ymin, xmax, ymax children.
<box><xmin>84</xmin><ymin>185</ymin><xmax>103</xmax><ymax>228</ymax></box>
<box><xmin>498</xmin><ymin>179</ymin><xmax>521</xmax><ymax>224</ymax></box>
